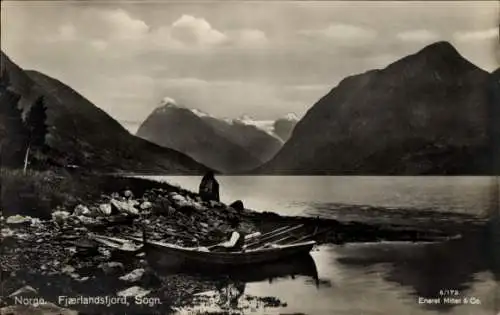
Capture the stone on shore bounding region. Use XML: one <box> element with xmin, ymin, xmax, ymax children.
<box><xmin>1</xmin><ymin>227</ymin><xmax>15</xmax><ymax>238</ymax></box>
<box><xmin>229</xmin><ymin>200</ymin><xmax>244</xmax><ymax>211</ymax></box>
<box><xmin>30</xmin><ymin>218</ymin><xmax>43</xmax><ymax>227</ymax></box>
<box><xmin>75</xmin><ymin>215</ymin><xmax>98</xmax><ymax>226</ymax></box>
<box><xmin>168</xmin><ymin>193</ymin><xmax>206</xmax><ymax>212</ymax></box>
<box><xmin>169</xmin><ymin>193</ymin><xmax>189</xmax><ymax>207</ymax></box>
<box><xmin>73</xmin><ymin>204</ymin><xmax>91</xmax><ymax>216</ymax></box>
<box><xmin>73</xmin><ymin>275</ymin><xmax>90</xmax><ymax>282</ymax></box>
<box><xmin>119</xmin><ymin>268</ymin><xmax>145</xmax><ymax>282</ymax></box>
<box><xmin>97</xmin><ymin>247</ymin><xmax>112</xmax><ymax>259</ymax></box>
<box><xmin>117</xmin><ymin>286</ymin><xmax>151</xmax><ymax>298</ymax></box>
<box><xmin>6</xmin><ymin>215</ymin><xmax>32</xmax><ymax>225</ymax></box>
<box><xmin>51</xmin><ymin>211</ymin><xmax>70</xmax><ymax>224</ymax></box>
<box><xmin>209</xmin><ymin>200</ymin><xmax>224</xmax><ymax>208</ymax></box>
<box><xmin>124</xmin><ymin>190</ymin><xmax>134</xmax><ymax>199</ymax></box>
<box><xmin>61</xmin><ymin>265</ymin><xmax>76</xmax><ymax>275</ymax></box>
<box><xmin>98</xmin><ymin>203</ymin><xmax>112</xmax><ymax>216</ymax></box>
<box><xmin>99</xmin><ymin>261</ymin><xmax>124</xmax><ymax>274</ymax></box>
<box><xmin>110</xmin><ymin>199</ymin><xmax>139</xmax><ymax>216</ymax></box>
<box><xmin>8</xmin><ymin>285</ymin><xmax>38</xmax><ymax>298</ymax></box>
<box><xmin>140</xmin><ymin>201</ymin><xmax>153</xmax><ymax>210</ymax></box>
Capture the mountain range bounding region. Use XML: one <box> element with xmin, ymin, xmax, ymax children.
<box><xmin>2</xmin><ymin>41</ymin><xmax>496</xmax><ymax>175</ymax></box>
<box><xmin>136</xmin><ymin>101</ymin><xmax>283</xmax><ymax>173</ymax></box>
<box><xmin>258</xmin><ymin>42</ymin><xmax>496</xmax><ymax>175</ymax></box>
<box><xmin>201</xmin><ymin>115</ymin><xmax>283</xmax><ymax>162</ymax></box>
<box><xmin>0</xmin><ymin>51</ymin><xmax>209</xmax><ymax>174</ymax></box>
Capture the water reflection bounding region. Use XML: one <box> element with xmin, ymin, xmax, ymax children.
<box><xmin>335</xmin><ymin>219</ymin><xmax>500</xmax><ymax>312</ymax></box>
<box><xmin>150</xmin><ymin>253</ymin><xmax>326</xmax><ymax>312</ymax></box>
<box><xmin>214</xmin><ymin>280</ymin><xmax>246</xmax><ymax>308</ymax></box>
<box><xmin>152</xmin><ymin>253</ymin><xmax>321</xmax><ymax>284</ymax></box>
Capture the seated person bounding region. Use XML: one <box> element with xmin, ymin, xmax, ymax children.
<box><xmin>199</xmin><ymin>171</ymin><xmax>220</xmax><ymax>202</ymax></box>
<box><xmin>210</xmin><ymin>217</ymin><xmax>245</xmax><ymax>252</ymax></box>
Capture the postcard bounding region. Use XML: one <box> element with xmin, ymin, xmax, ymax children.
<box><xmin>1</xmin><ymin>1</ymin><xmax>499</xmax><ymax>314</ymax></box>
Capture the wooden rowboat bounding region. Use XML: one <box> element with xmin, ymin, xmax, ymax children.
<box><xmin>123</xmin><ymin>235</ymin><xmax>316</xmax><ymax>267</ymax></box>
<box><xmin>92</xmin><ymin>223</ymin><xmax>316</xmax><ymax>267</ymax></box>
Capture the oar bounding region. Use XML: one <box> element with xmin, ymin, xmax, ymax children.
<box><xmin>265</xmin><ymin>226</ymin><xmax>324</xmax><ymax>246</ymax></box>
<box><xmin>245</xmin><ymin>224</ymin><xmax>304</xmax><ymax>248</ymax></box>
<box><xmin>287</xmin><ymin>227</ymin><xmax>332</xmax><ymax>245</ymax></box>
<box><xmin>254</xmin><ymin>225</ymin><xmax>291</xmax><ymax>240</ymax></box>
<box><xmin>247</xmin><ymin>224</ymin><xmax>304</xmax><ymax>245</ymax></box>
<box><xmin>271</xmin><ymin>234</ymin><xmax>296</xmax><ymax>245</ymax></box>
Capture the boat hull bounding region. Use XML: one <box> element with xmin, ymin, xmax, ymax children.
<box><xmin>144</xmin><ymin>240</ymin><xmax>316</xmax><ymax>268</ymax></box>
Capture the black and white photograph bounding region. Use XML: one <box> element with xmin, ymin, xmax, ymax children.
<box><xmin>1</xmin><ymin>0</ymin><xmax>499</xmax><ymax>314</ymax></box>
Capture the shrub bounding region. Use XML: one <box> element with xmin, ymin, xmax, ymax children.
<box><xmin>0</xmin><ymin>168</ymin><xmax>77</xmax><ymax>218</ymax></box>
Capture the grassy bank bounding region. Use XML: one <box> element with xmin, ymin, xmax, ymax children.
<box><xmin>0</xmin><ymin>168</ymin><xmax>195</xmax><ymax>219</ymax></box>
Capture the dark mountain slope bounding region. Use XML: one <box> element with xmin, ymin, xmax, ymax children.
<box><xmin>258</xmin><ymin>42</ymin><xmax>494</xmax><ymax>174</ymax></box>
<box><xmin>0</xmin><ymin>51</ymin><xmax>209</xmax><ymax>174</ymax></box>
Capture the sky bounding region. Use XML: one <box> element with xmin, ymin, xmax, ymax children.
<box><xmin>1</xmin><ymin>0</ymin><xmax>499</xmax><ymax>133</ymax></box>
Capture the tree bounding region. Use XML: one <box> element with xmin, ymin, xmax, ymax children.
<box><xmin>23</xmin><ymin>96</ymin><xmax>48</xmax><ymax>172</ymax></box>
<box><xmin>0</xmin><ymin>87</ymin><xmax>28</xmax><ymax>169</ymax></box>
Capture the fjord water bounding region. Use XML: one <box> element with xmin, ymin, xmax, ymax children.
<box><xmin>145</xmin><ymin>176</ymin><xmax>499</xmax><ymax>314</ymax></box>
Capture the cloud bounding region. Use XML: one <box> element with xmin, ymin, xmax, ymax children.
<box><xmin>396</xmin><ymin>29</ymin><xmax>440</xmax><ymax>42</ymax></box>
<box><xmin>53</xmin><ymin>11</ymin><xmax>268</xmax><ymax>52</ymax></box>
<box><xmin>37</xmin><ymin>9</ymin><xmax>153</xmax><ymax>54</ymax></box>
<box><xmin>299</xmin><ymin>24</ymin><xmax>377</xmax><ymax>43</ymax></box>
<box><xmin>453</xmin><ymin>27</ymin><xmax>498</xmax><ymax>42</ymax></box>
<box><xmin>96</xmin><ymin>8</ymin><xmax>149</xmax><ymax>40</ymax></box>
<box><xmin>166</xmin><ymin>16</ymin><xmax>269</xmax><ymax>49</ymax></box>
<box><xmin>170</xmin><ymin>15</ymin><xmax>228</xmax><ymax>46</ymax></box>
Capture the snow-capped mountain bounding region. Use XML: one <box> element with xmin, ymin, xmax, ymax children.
<box><xmin>136</xmin><ymin>100</ymin><xmax>285</xmax><ymax>171</ymax></box>
<box><xmin>136</xmin><ymin>100</ymin><xmax>264</xmax><ymax>173</ymax></box>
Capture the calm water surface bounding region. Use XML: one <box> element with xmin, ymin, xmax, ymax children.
<box><xmin>143</xmin><ymin>176</ymin><xmax>499</xmax><ymax>315</ymax></box>
<box><xmin>147</xmin><ymin>176</ymin><xmax>496</xmax><ymax>217</ymax></box>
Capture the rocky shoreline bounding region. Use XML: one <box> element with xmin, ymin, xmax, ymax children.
<box><xmin>0</xmin><ymin>175</ymin><xmax>486</xmax><ymax>314</ymax></box>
